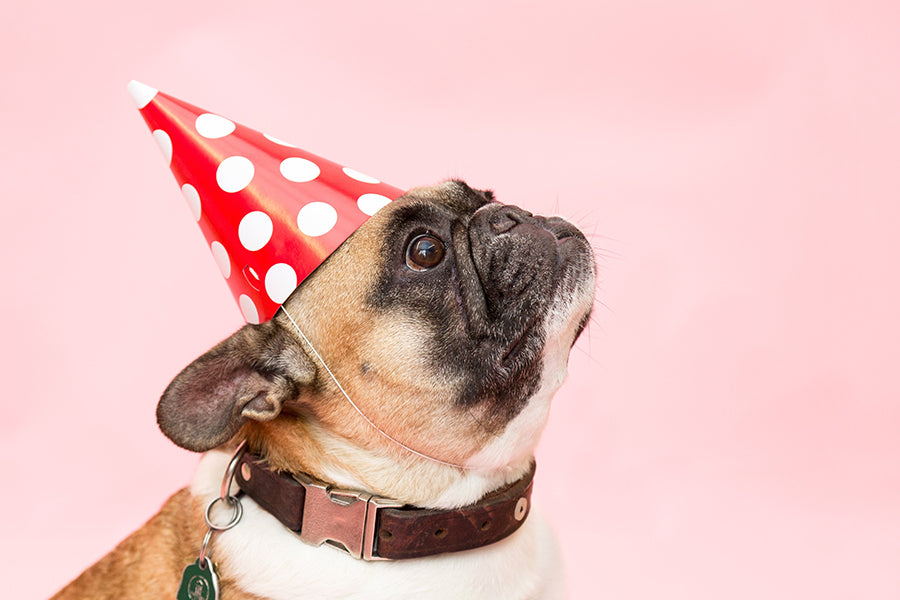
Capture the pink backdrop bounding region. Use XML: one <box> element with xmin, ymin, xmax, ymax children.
<box><xmin>3</xmin><ymin>1</ymin><xmax>899</xmax><ymax>598</ymax></box>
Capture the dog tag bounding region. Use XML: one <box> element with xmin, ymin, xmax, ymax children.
<box><xmin>176</xmin><ymin>558</ymin><xmax>219</xmax><ymax>600</ymax></box>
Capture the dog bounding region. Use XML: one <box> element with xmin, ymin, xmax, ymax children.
<box><xmin>52</xmin><ymin>180</ymin><xmax>596</xmax><ymax>599</ymax></box>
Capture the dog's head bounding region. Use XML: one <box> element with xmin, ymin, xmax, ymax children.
<box><xmin>158</xmin><ymin>180</ymin><xmax>595</xmax><ymax>489</ymax></box>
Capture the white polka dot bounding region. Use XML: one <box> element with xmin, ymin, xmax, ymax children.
<box><xmin>181</xmin><ymin>183</ymin><xmax>201</xmax><ymax>221</ymax></box>
<box><xmin>342</xmin><ymin>167</ymin><xmax>380</xmax><ymax>184</ymax></box>
<box><xmin>217</xmin><ymin>156</ymin><xmax>255</xmax><ymax>193</ymax></box>
<box><xmin>357</xmin><ymin>193</ymin><xmax>392</xmax><ymax>216</ymax></box>
<box><xmin>196</xmin><ymin>113</ymin><xmax>236</xmax><ymax>139</ymax></box>
<box><xmin>152</xmin><ymin>129</ymin><xmax>172</xmax><ymax>165</ymax></box>
<box><xmin>263</xmin><ymin>133</ymin><xmax>296</xmax><ymax>147</ymax></box>
<box><xmin>210</xmin><ymin>241</ymin><xmax>231</xmax><ymax>278</ymax></box>
<box><xmin>297</xmin><ymin>202</ymin><xmax>338</xmax><ymax>237</ymax></box>
<box><xmin>265</xmin><ymin>263</ymin><xmax>298</xmax><ymax>305</ymax></box>
<box><xmin>238</xmin><ymin>211</ymin><xmax>274</xmax><ymax>251</ymax></box>
<box><xmin>239</xmin><ymin>294</ymin><xmax>260</xmax><ymax>324</ymax></box>
<box><xmin>280</xmin><ymin>157</ymin><xmax>321</xmax><ymax>183</ymax></box>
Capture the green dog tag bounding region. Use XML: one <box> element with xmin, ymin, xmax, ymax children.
<box><xmin>177</xmin><ymin>558</ymin><xmax>219</xmax><ymax>600</ymax></box>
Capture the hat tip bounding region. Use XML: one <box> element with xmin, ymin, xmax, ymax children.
<box><xmin>127</xmin><ymin>80</ymin><xmax>158</xmax><ymax>109</ymax></box>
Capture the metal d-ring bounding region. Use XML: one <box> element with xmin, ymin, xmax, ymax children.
<box><xmin>195</xmin><ymin>442</ymin><xmax>248</xmax><ymax>570</ymax></box>
<box><xmin>198</xmin><ymin>527</ymin><xmax>214</xmax><ymax>569</ymax></box>
<box><xmin>205</xmin><ymin>495</ymin><xmax>243</xmax><ymax>532</ymax></box>
<box><xmin>220</xmin><ymin>440</ymin><xmax>247</xmax><ymax>500</ymax></box>
<box><xmin>204</xmin><ymin>441</ymin><xmax>247</xmax><ymax>532</ymax></box>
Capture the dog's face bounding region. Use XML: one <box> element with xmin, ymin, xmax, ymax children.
<box><xmin>158</xmin><ymin>181</ymin><xmax>595</xmax><ymax>478</ymax></box>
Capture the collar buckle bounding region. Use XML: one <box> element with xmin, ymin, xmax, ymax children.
<box><xmin>292</xmin><ymin>472</ymin><xmax>404</xmax><ymax>560</ymax></box>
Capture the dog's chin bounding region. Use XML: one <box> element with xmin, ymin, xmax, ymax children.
<box><xmin>460</xmin><ymin>260</ymin><xmax>594</xmax><ymax>469</ymax></box>
<box><xmin>467</xmin><ymin>311</ymin><xmax>591</xmax><ymax>472</ymax></box>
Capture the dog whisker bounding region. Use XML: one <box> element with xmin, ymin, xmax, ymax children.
<box><xmin>592</xmin><ymin>298</ymin><xmax>614</xmax><ymax>315</ymax></box>
<box><xmin>571</xmin><ymin>339</ymin><xmax>604</xmax><ymax>366</ymax></box>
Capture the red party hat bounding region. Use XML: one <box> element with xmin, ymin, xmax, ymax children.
<box><xmin>128</xmin><ymin>80</ymin><xmax>405</xmax><ymax>323</ymax></box>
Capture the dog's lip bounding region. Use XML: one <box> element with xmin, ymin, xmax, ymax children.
<box><xmin>501</xmin><ymin>315</ymin><xmax>540</xmax><ymax>365</ymax></box>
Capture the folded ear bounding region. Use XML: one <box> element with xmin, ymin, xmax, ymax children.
<box><xmin>157</xmin><ymin>320</ymin><xmax>316</xmax><ymax>452</ymax></box>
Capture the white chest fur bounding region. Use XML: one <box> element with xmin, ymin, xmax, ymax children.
<box><xmin>192</xmin><ymin>451</ymin><xmax>565</xmax><ymax>600</ymax></box>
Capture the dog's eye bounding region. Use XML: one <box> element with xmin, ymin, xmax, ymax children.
<box><xmin>405</xmin><ymin>234</ymin><xmax>445</xmax><ymax>271</ymax></box>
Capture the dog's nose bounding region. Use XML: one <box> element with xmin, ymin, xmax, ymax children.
<box><xmin>489</xmin><ymin>205</ymin><xmax>539</xmax><ymax>234</ymax></box>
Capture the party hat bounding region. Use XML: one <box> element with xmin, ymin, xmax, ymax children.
<box><xmin>127</xmin><ymin>80</ymin><xmax>405</xmax><ymax>323</ymax></box>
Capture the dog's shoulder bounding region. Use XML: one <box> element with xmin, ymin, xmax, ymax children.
<box><xmin>51</xmin><ymin>488</ymin><xmax>206</xmax><ymax>600</ymax></box>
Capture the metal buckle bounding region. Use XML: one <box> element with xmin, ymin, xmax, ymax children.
<box><xmin>292</xmin><ymin>472</ymin><xmax>404</xmax><ymax>560</ymax></box>
<box><xmin>362</xmin><ymin>495</ymin><xmax>405</xmax><ymax>560</ymax></box>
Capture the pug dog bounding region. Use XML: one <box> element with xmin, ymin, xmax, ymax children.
<box><xmin>52</xmin><ymin>180</ymin><xmax>596</xmax><ymax>600</ymax></box>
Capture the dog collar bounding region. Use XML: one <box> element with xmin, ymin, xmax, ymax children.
<box><xmin>235</xmin><ymin>453</ymin><xmax>535</xmax><ymax>560</ymax></box>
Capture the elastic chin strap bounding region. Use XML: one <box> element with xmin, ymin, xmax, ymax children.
<box><xmin>277</xmin><ymin>306</ymin><xmax>476</xmax><ymax>471</ymax></box>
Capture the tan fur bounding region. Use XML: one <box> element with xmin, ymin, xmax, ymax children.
<box><xmin>267</xmin><ymin>206</ymin><xmax>500</xmax><ymax>473</ymax></box>
<box><xmin>51</xmin><ymin>490</ymin><xmax>263</xmax><ymax>600</ymax></box>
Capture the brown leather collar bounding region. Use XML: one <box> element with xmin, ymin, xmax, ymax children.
<box><xmin>235</xmin><ymin>453</ymin><xmax>535</xmax><ymax>560</ymax></box>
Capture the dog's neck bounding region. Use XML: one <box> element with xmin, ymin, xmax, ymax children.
<box><xmin>240</xmin><ymin>416</ymin><xmax>534</xmax><ymax>510</ymax></box>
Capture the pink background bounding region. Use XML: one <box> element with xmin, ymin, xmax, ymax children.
<box><xmin>3</xmin><ymin>1</ymin><xmax>899</xmax><ymax>598</ymax></box>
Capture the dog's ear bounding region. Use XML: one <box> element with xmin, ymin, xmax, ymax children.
<box><xmin>157</xmin><ymin>320</ymin><xmax>315</xmax><ymax>452</ymax></box>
